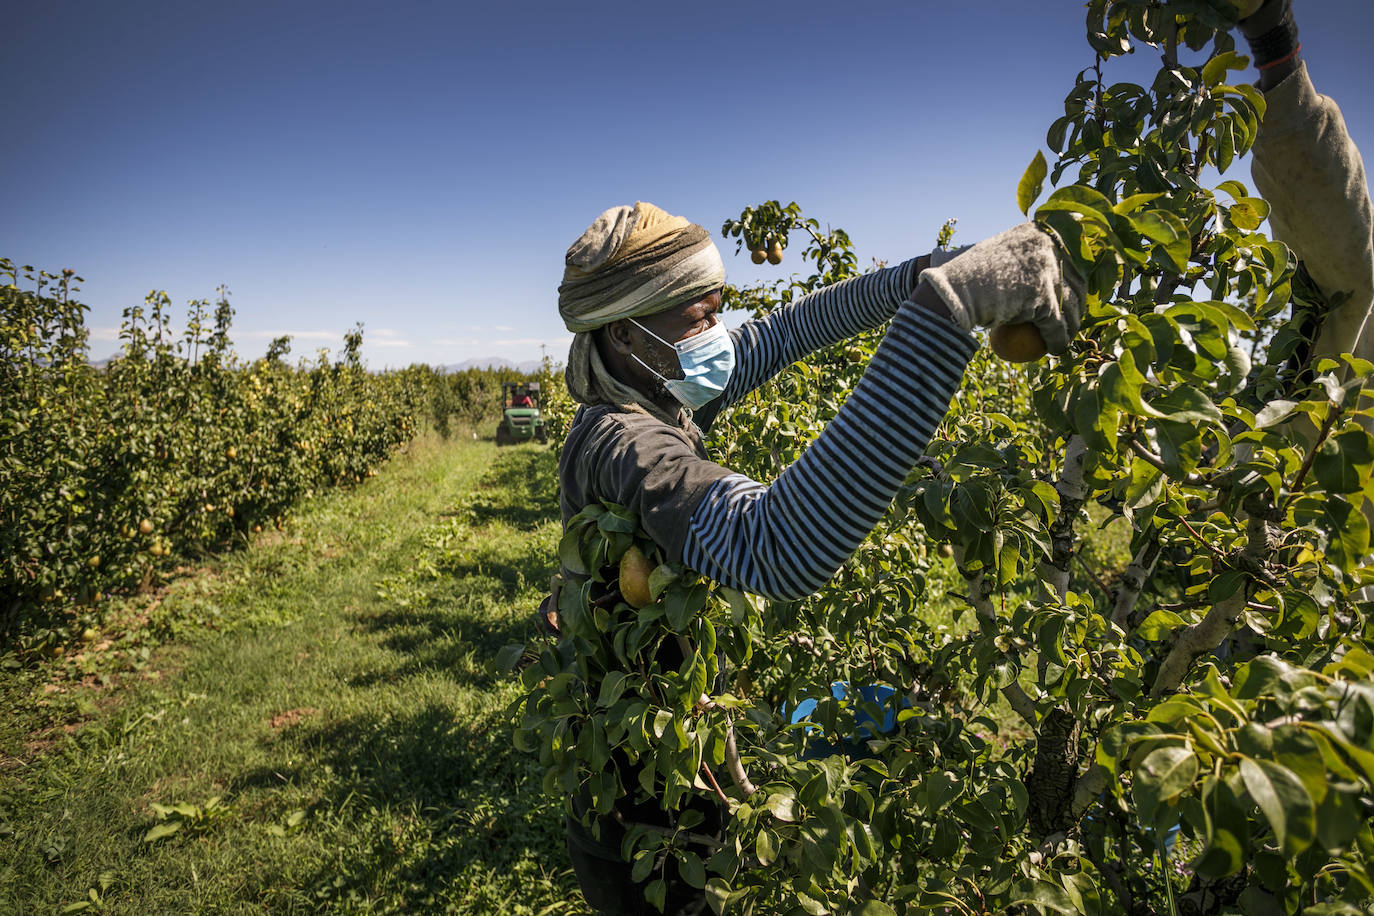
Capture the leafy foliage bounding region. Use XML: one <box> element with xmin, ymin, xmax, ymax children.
<box><xmin>428</xmin><ymin>364</ymin><xmax>538</xmax><ymax>439</ymax></box>
<box><xmin>516</xmin><ymin>3</ymin><xmax>1374</xmax><ymax>913</ymax></box>
<box><xmin>0</xmin><ymin>262</ymin><xmax>431</xmax><ymax>655</ymax></box>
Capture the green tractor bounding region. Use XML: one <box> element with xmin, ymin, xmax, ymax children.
<box><xmin>495</xmin><ymin>381</ymin><xmax>547</xmax><ymax>445</ymax></box>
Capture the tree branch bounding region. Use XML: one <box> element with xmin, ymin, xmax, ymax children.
<box><xmin>1041</xmin><ymin>435</ymin><xmax>1090</xmax><ymax>602</ymax></box>
<box><xmin>958</xmin><ymin>557</ymin><xmax>1038</xmax><ymax>726</ymax></box>
<box><xmin>724</xmin><ymin>718</ymin><xmax>757</xmax><ymax>797</ymax></box>
<box><xmin>1150</xmin><ymin>517</ymin><xmax>1273</xmax><ymax>697</ymax></box>
<box><xmin>700</xmin><ymin>760</ymin><xmax>731</xmax><ymax>807</ymax></box>
<box><xmin>1111</xmin><ymin>539</ymin><xmax>1164</xmax><ymax>628</ymax></box>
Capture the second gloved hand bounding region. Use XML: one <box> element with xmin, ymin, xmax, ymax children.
<box><xmin>918</xmin><ymin>222</ymin><xmax>1085</xmax><ymax>354</ymax></box>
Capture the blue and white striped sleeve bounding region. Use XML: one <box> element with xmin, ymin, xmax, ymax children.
<box><xmin>682</xmin><ymin>301</ymin><xmax>977</xmax><ymax>600</ymax></box>
<box><xmin>718</xmin><ymin>257</ymin><xmax>924</xmax><ymax>409</ymax></box>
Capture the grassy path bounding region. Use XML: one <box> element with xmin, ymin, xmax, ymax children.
<box><xmin>0</xmin><ymin>434</ymin><xmax>589</xmax><ymax>914</ymax></box>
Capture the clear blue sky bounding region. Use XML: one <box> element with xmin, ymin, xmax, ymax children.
<box><xmin>6</xmin><ymin>1</ymin><xmax>1372</xmax><ymax>368</ymax></box>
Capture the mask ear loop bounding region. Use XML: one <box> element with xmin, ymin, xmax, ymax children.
<box><xmin>627</xmin><ymin>318</ymin><xmax>682</xmax><ymax>385</ymax></box>
<box><xmin>630</xmin><ymin>352</ymin><xmax>672</xmax><ymax>385</ymax></box>
<box><xmin>628</xmin><ymin>318</ymin><xmax>675</xmax><ymax>350</ymax></box>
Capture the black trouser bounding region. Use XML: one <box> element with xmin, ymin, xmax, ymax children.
<box><xmin>564</xmin><ymin>780</ymin><xmax>721</xmax><ymax>916</ymax></box>
<box><xmin>565</xmin><ymin>819</ymin><xmax>709</xmax><ymax>916</ymax></box>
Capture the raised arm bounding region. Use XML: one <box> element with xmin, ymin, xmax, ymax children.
<box><xmin>715</xmin><ymin>255</ymin><xmax>928</xmax><ymax>410</ymax></box>
<box><xmin>1251</xmin><ymin>64</ymin><xmax>1374</xmax><ymax>363</ymax></box>
<box><xmin>1239</xmin><ymin>2</ymin><xmax>1374</xmax><ymax>363</ymax></box>
<box><xmin>569</xmin><ymin>224</ymin><xmax>1080</xmax><ymax>602</ymax></box>
<box><xmin>685</xmin><ymin>224</ymin><xmax>1081</xmax><ymax>599</ymax></box>
<box><xmin>684</xmin><ymin>300</ymin><xmax>975</xmax><ymax>598</ymax></box>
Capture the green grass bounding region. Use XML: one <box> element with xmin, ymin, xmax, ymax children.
<box><xmin>0</xmin><ymin>425</ymin><xmax>1141</xmax><ymax>914</ymax></box>
<box><xmin>0</xmin><ymin>433</ymin><xmax>590</xmax><ymax>914</ymax></box>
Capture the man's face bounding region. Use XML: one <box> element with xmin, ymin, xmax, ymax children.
<box><xmin>614</xmin><ymin>289</ymin><xmax>723</xmax><ymax>396</ymax></box>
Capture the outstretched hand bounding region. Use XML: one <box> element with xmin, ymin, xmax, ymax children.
<box><xmin>918</xmin><ymin>222</ymin><xmax>1084</xmax><ymax>355</ymax></box>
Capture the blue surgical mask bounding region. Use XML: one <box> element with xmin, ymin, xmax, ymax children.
<box><xmin>629</xmin><ymin>317</ymin><xmax>736</xmax><ymax>409</ymax></box>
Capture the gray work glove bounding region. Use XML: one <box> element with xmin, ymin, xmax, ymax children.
<box><xmin>919</xmin><ymin>222</ymin><xmax>1085</xmax><ymax>354</ymax></box>
<box><xmin>928</xmin><ymin>245</ymin><xmax>969</xmax><ymax>269</ymax></box>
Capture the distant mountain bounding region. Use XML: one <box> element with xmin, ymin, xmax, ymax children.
<box><xmin>442</xmin><ymin>357</ymin><xmax>544</xmax><ymax>374</ymax></box>
<box><xmin>84</xmin><ymin>352</ymin><xmax>545</xmax><ymax>374</ymax></box>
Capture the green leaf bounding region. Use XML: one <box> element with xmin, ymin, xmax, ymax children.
<box><xmin>1134</xmin><ymin>745</ymin><xmax>1198</xmax><ymax>815</ymax></box>
<box><xmin>755</xmin><ymin>829</ymin><xmax>778</xmax><ymax>865</ymax></box>
<box><xmin>1146</xmin><ymin>695</ymin><xmax>1203</xmax><ymax>726</ymax></box>
<box><xmin>1192</xmin><ymin>778</ymin><xmax>1248</xmax><ymax>878</ymax></box>
<box><xmin>1130</xmin><ymin>210</ymin><xmax>1190</xmax><ymax>272</ymax></box>
<box><xmin>1112</xmin><ymin>192</ymin><xmax>1164</xmax><ymax>215</ymax></box>
<box><xmin>1152</xmin><ymin>387</ymin><xmax>1223</xmax><ymax>425</ymax></box>
<box><xmin>1253</xmin><ymin>399</ymin><xmax>1299</xmax><ymax>429</ymax></box>
<box><xmin>1037</xmin><ymin>185</ymin><xmax>1117</xmax><ymax>232</ymax></box>
<box><xmin>851</xmin><ymin>902</ymin><xmax>897</xmax><ymax>916</ymax></box>
<box><xmin>1201</xmin><ymin>50</ymin><xmax>1249</xmax><ymax>87</ymax></box>
<box><xmin>143</xmin><ymin>821</ymin><xmax>182</xmax><ymax>842</ymax></box>
<box><xmin>644</xmin><ymin>878</ymin><xmax>667</xmax><ymax>912</ymax></box>
<box><xmin>1314</xmin><ymin>429</ymin><xmax>1374</xmax><ymax>494</ymax></box>
<box><xmin>704</xmin><ymin>879</ymin><xmax>731</xmax><ymax>915</ymax></box>
<box><xmin>1228</xmin><ymin>197</ymin><xmax>1270</xmax><ymax>231</ymax></box>
<box><xmin>1137</xmin><ymin>610</ymin><xmax>1185</xmax><ymax>641</ymax></box>
<box><xmin>764</xmin><ymin>791</ymin><xmax>797</xmax><ymax>823</ymax></box>
<box><xmin>1123</xmin><ymin>457</ymin><xmax>1164</xmax><ymax>509</ymax></box>
<box><xmin>631</xmin><ymin>850</ymin><xmax>655</xmax><ymax>883</ymax></box>
<box><xmin>666</xmin><ymin>582</ymin><xmax>708</xmax><ymax>631</ymax></box>
<box><xmin>494</xmin><ymin>643</ymin><xmax>525</xmax><ymax>673</ymax></box>
<box><xmin>678</xmin><ymin>850</ymin><xmax>705</xmax><ymax>889</ymax></box>
<box><xmin>1239</xmin><ymin>756</ymin><xmax>1316</xmax><ymax>856</ymax></box>
<box><xmin>1017</xmin><ymin>150</ymin><xmax>1048</xmax><ymax>216</ymax></box>
<box><xmin>1010</xmin><ymin>881</ymin><xmax>1078</xmax><ymax>914</ymax></box>
<box><xmin>1074</xmin><ymin>383</ymin><xmax>1118</xmax><ymax>453</ymax></box>
<box><xmin>1315</xmin><ymin>785</ymin><xmax>1364</xmax><ymax>853</ymax></box>
<box><xmin>1291</xmin><ymin>496</ymin><xmax>1370</xmax><ymax>573</ymax></box>
<box><xmin>597</xmin><ymin>509</ymin><xmax>637</xmax><ymax>535</ymax></box>
<box><xmin>557</xmin><ymin>528</ymin><xmax>588</xmax><ymax>576</ymax></box>
<box><xmin>647</xmin><ymin>564</ymin><xmax>680</xmax><ymax>599</ymax></box>
<box><xmin>597</xmin><ymin>671</ymin><xmax>629</xmax><ymax>708</ymax></box>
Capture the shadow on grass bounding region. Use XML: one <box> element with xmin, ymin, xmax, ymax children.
<box><xmin>350</xmin><ymin>447</ymin><xmax>560</xmax><ymax>689</ymax></box>
<box><xmin>237</xmin><ymin>702</ymin><xmax>573</xmax><ymax>910</ymax></box>
<box><xmin>462</xmin><ymin>446</ymin><xmax>560</xmax><ymax>531</ymax></box>
<box><xmin>234</xmin><ymin>445</ymin><xmax>581</xmax><ymax>908</ymax></box>
<box><xmin>346</xmin><ymin>597</ymin><xmax>541</xmax><ymax>690</ymax></box>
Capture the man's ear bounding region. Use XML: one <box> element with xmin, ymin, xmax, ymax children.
<box><xmin>604</xmin><ymin>319</ymin><xmax>635</xmax><ymax>356</ymax></box>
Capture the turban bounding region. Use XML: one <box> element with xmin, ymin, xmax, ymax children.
<box><xmin>557</xmin><ymin>202</ymin><xmax>726</xmax><ymax>423</ymax></box>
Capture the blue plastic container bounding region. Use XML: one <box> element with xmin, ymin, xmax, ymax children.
<box><xmin>784</xmin><ymin>682</ymin><xmax>907</xmax><ymax>759</ymax></box>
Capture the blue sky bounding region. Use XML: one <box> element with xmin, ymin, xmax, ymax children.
<box><xmin>6</xmin><ymin>1</ymin><xmax>1372</xmax><ymax>368</ymax></box>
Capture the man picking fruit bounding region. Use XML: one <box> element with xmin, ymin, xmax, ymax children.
<box><xmin>553</xmin><ymin>202</ymin><xmax>1082</xmax><ymax>914</ymax></box>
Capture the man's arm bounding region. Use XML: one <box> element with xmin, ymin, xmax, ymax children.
<box><xmin>566</xmin><ymin>297</ymin><xmax>973</xmax><ymax>598</ymax></box>
<box><xmin>712</xmin><ymin>255</ymin><xmax>932</xmax><ymax>413</ymax></box>
<box><xmin>1242</xmin><ymin>3</ymin><xmax>1374</xmax><ymax>363</ymax></box>
<box><xmin>684</xmin><ymin>302</ymin><xmax>975</xmax><ymax>599</ymax></box>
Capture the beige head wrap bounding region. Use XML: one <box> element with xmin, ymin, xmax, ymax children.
<box><xmin>557</xmin><ymin>202</ymin><xmax>725</xmax><ymax>425</ymax></box>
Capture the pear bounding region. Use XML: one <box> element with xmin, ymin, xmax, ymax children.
<box><xmin>990</xmin><ymin>323</ymin><xmax>1048</xmax><ymax>363</ymax></box>
<box><xmin>618</xmin><ymin>545</ymin><xmax>655</xmax><ymax>609</ymax></box>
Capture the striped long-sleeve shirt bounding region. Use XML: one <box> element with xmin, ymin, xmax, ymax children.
<box><xmin>557</xmin><ymin>257</ymin><xmax>979</xmax><ymax>601</ymax></box>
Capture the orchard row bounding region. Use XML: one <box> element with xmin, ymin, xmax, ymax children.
<box><xmin>1</xmin><ymin>259</ymin><xmax>527</xmax><ymax>655</ymax></box>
